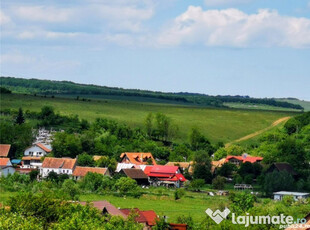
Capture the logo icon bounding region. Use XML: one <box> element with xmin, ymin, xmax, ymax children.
<box><xmin>206</xmin><ymin>208</ymin><xmax>231</xmax><ymax>224</ymax></box>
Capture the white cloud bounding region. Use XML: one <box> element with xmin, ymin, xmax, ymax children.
<box><xmin>158</xmin><ymin>6</ymin><xmax>310</xmax><ymax>48</ymax></box>
<box><xmin>13</xmin><ymin>6</ymin><xmax>74</xmax><ymax>23</ymax></box>
<box><xmin>0</xmin><ymin>10</ymin><xmax>11</xmax><ymax>25</ymax></box>
<box><xmin>205</xmin><ymin>0</ymin><xmax>251</xmax><ymax>7</ymax></box>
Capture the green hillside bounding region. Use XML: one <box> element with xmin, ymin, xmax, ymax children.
<box><xmin>0</xmin><ymin>76</ymin><xmax>303</xmax><ymax>110</ymax></box>
<box><xmin>0</xmin><ymin>93</ymin><xmax>297</xmax><ymax>143</ymax></box>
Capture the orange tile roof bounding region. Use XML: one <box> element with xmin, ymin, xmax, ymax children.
<box><xmin>72</xmin><ymin>166</ymin><xmax>108</xmax><ymax>177</ymax></box>
<box><xmin>120</xmin><ymin>152</ymin><xmax>156</xmax><ymax>165</ymax></box>
<box><xmin>0</xmin><ymin>158</ymin><xmax>10</xmax><ymax>166</ymax></box>
<box><xmin>0</xmin><ymin>144</ymin><xmax>11</xmax><ymax>157</ymax></box>
<box><xmin>22</xmin><ymin>156</ymin><xmax>42</xmax><ymax>161</ymax></box>
<box><xmin>35</xmin><ymin>143</ymin><xmax>51</xmax><ymax>153</ymax></box>
<box><xmin>226</xmin><ymin>155</ymin><xmax>263</xmax><ymax>164</ymax></box>
<box><xmin>42</xmin><ymin>157</ymin><xmax>76</xmax><ymax>170</ymax></box>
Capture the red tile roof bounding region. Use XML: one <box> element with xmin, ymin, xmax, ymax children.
<box><xmin>119</xmin><ymin>208</ymin><xmax>158</xmax><ymax>226</ymax></box>
<box><xmin>80</xmin><ymin>201</ymin><xmax>127</xmax><ymax>218</ymax></box>
<box><xmin>150</xmin><ymin>165</ymin><xmax>179</xmax><ymax>174</ymax></box>
<box><xmin>0</xmin><ymin>158</ymin><xmax>10</xmax><ymax>166</ymax></box>
<box><xmin>226</xmin><ymin>155</ymin><xmax>263</xmax><ymax>164</ymax></box>
<box><xmin>73</xmin><ymin>166</ymin><xmax>108</xmax><ymax>177</ymax></box>
<box><xmin>35</xmin><ymin>143</ymin><xmax>51</xmax><ymax>153</ymax></box>
<box><xmin>120</xmin><ymin>152</ymin><xmax>156</xmax><ymax>165</ymax></box>
<box><xmin>145</xmin><ymin>165</ymin><xmax>186</xmax><ymax>182</ymax></box>
<box><xmin>42</xmin><ymin>157</ymin><xmax>76</xmax><ymax>170</ymax></box>
<box><xmin>0</xmin><ymin>144</ymin><xmax>11</xmax><ymax>157</ymax></box>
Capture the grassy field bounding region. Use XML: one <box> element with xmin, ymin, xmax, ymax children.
<box><xmin>224</xmin><ymin>102</ymin><xmax>302</xmax><ymax>112</ymax></box>
<box><xmin>0</xmin><ymin>93</ymin><xmax>298</xmax><ymax>143</ymax></box>
<box><xmin>277</xmin><ymin>99</ymin><xmax>310</xmax><ymax>111</ymax></box>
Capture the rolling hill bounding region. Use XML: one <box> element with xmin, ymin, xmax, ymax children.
<box><xmin>0</xmin><ymin>93</ymin><xmax>298</xmax><ymax>144</ymax></box>
<box><xmin>0</xmin><ymin>76</ymin><xmax>304</xmax><ymax>111</ymax></box>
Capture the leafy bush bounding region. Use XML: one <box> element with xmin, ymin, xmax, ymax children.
<box><xmin>115</xmin><ymin>177</ymin><xmax>139</xmax><ymax>194</ymax></box>
<box><xmin>174</xmin><ymin>188</ymin><xmax>186</xmax><ymax>200</ymax></box>
<box><xmin>212</xmin><ymin>176</ymin><xmax>226</xmax><ymax>190</ymax></box>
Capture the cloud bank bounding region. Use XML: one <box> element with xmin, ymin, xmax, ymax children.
<box><xmin>158</xmin><ymin>6</ymin><xmax>310</xmax><ymax>48</ymax></box>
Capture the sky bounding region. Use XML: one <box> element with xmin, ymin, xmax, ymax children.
<box><xmin>1</xmin><ymin>0</ymin><xmax>310</xmax><ymax>100</ymax></box>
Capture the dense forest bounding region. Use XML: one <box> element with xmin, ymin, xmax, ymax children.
<box><xmin>0</xmin><ymin>76</ymin><xmax>304</xmax><ymax>110</ymax></box>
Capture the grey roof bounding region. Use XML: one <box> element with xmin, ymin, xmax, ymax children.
<box><xmin>273</xmin><ymin>191</ymin><xmax>309</xmax><ymax>196</ymax></box>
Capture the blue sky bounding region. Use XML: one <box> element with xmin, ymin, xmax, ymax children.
<box><xmin>1</xmin><ymin>0</ymin><xmax>310</xmax><ymax>100</ymax></box>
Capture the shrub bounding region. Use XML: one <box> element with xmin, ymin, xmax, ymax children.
<box><xmin>212</xmin><ymin>176</ymin><xmax>226</xmax><ymax>190</ymax></box>
<box><xmin>174</xmin><ymin>188</ymin><xmax>186</xmax><ymax>200</ymax></box>
<box><xmin>115</xmin><ymin>177</ymin><xmax>139</xmax><ymax>194</ymax></box>
<box><xmin>188</xmin><ymin>179</ymin><xmax>205</xmax><ymax>192</ymax></box>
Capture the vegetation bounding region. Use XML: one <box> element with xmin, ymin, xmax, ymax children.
<box><xmin>1</xmin><ymin>76</ymin><xmax>303</xmax><ymax>110</ymax></box>
<box><xmin>0</xmin><ymin>93</ymin><xmax>296</xmax><ymax>144</ymax></box>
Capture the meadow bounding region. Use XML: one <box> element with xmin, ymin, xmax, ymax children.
<box><xmin>0</xmin><ymin>93</ymin><xmax>298</xmax><ymax>143</ymax></box>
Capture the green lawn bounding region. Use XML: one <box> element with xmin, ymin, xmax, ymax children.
<box><xmin>79</xmin><ymin>192</ymin><xmax>228</xmax><ymax>222</ymax></box>
<box><xmin>0</xmin><ymin>93</ymin><xmax>297</xmax><ymax>143</ymax></box>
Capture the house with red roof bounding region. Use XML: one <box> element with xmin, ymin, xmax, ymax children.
<box><xmin>79</xmin><ymin>201</ymin><xmax>127</xmax><ymax>218</ymax></box>
<box><xmin>144</xmin><ymin>165</ymin><xmax>186</xmax><ymax>188</ymax></box>
<box><xmin>0</xmin><ymin>144</ymin><xmax>11</xmax><ymax>158</ymax></box>
<box><xmin>22</xmin><ymin>143</ymin><xmax>52</xmax><ymax>169</ymax></box>
<box><xmin>0</xmin><ymin>158</ymin><xmax>15</xmax><ymax>177</ymax></box>
<box><xmin>40</xmin><ymin>157</ymin><xmax>77</xmax><ymax>177</ymax></box>
<box><xmin>72</xmin><ymin>166</ymin><xmax>110</xmax><ymax>180</ymax></box>
<box><xmin>119</xmin><ymin>208</ymin><xmax>158</xmax><ymax>230</ymax></box>
<box><xmin>79</xmin><ymin>200</ymin><xmax>158</xmax><ymax>229</ymax></box>
<box><xmin>120</xmin><ymin>152</ymin><xmax>156</xmax><ymax>165</ymax></box>
<box><xmin>225</xmin><ymin>154</ymin><xmax>263</xmax><ymax>166</ymax></box>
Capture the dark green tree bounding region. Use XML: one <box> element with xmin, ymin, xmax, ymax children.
<box><xmin>15</xmin><ymin>108</ymin><xmax>25</xmax><ymax>125</ymax></box>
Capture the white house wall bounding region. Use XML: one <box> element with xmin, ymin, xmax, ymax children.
<box><xmin>0</xmin><ymin>167</ymin><xmax>15</xmax><ymax>177</ymax></box>
<box><xmin>24</xmin><ymin>146</ymin><xmax>47</xmax><ymax>157</ymax></box>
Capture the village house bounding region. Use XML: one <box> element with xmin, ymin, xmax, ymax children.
<box><xmin>0</xmin><ymin>158</ymin><xmax>15</xmax><ymax>177</ymax></box>
<box><xmin>273</xmin><ymin>191</ymin><xmax>309</xmax><ymax>201</ymax></box>
<box><xmin>266</xmin><ymin>162</ymin><xmax>297</xmax><ymax>176</ymax></box>
<box><xmin>0</xmin><ymin>144</ymin><xmax>11</xmax><ymax>158</ymax></box>
<box><xmin>165</xmin><ymin>161</ymin><xmax>193</xmax><ymax>174</ymax></box>
<box><xmin>225</xmin><ymin>154</ymin><xmax>263</xmax><ymax>166</ymax></box>
<box><xmin>120</xmin><ymin>152</ymin><xmax>157</xmax><ymax>165</ymax></box>
<box><xmin>211</xmin><ymin>158</ymin><xmax>226</xmax><ymax>174</ymax></box>
<box><xmin>79</xmin><ymin>201</ymin><xmax>127</xmax><ymax>218</ymax></box>
<box><xmin>119</xmin><ymin>168</ymin><xmax>149</xmax><ymax>185</ymax></box>
<box><xmin>22</xmin><ymin>143</ymin><xmax>52</xmax><ymax>169</ymax></box>
<box><xmin>119</xmin><ymin>208</ymin><xmax>158</xmax><ymax>230</ymax></box>
<box><xmin>40</xmin><ymin>157</ymin><xmax>77</xmax><ymax>177</ymax></box>
<box><xmin>80</xmin><ymin>200</ymin><xmax>158</xmax><ymax>230</ymax></box>
<box><xmin>144</xmin><ymin>165</ymin><xmax>186</xmax><ymax>188</ymax></box>
<box><xmin>72</xmin><ymin>166</ymin><xmax>110</xmax><ymax>180</ymax></box>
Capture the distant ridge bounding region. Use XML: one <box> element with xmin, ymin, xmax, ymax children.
<box><xmin>0</xmin><ymin>76</ymin><xmax>304</xmax><ymax>110</ymax></box>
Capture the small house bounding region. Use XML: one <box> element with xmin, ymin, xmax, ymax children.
<box><xmin>273</xmin><ymin>191</ymin><xmax>309</xmax><ymax>201</ymax></box>
<box><xmin>40</xmin><ymin>157</ymin><xmax>77</xmax><ymax>177</ymax></box>
<box><xmin>0</xmin><ymin>144</ymin><xmax>11</xmax><ymax>158</ymax></box>
<box><xmin>22</xmin><ymin>143</ymin><xmax>52</xmax><ymax>169</ymax></box>
<box><xmin>145</xmin><ymin>165</ymin><xmax>186</xmax><ymax>188</ymax></box>
<box><xmin>165</xmin><ymin>161</ymin><xmax>193</xmax><ymax>174</ymax></box>
<box><xmin>72</xmin><ymin>166</ymin><xmax>110</xmax><ymax>180</ymax></box>
<box><xmin>0</xmin><ymin>158</ymin><xmax>15</xmax><ymax>177</ymax></box>
<box><xmin>225</xmin><ymin>154</ymin><xmax>263</xmax><ymax>166</ymax></box>
<box><xmin>266</xmin><ymin>163</ymin><xmax>297</xmax><ymax>176</ymax></box>
<box><xmin>119</xmin><ymin>168</ymin><xmax>149</xmax><ymax>185</ymax></box>
<box><xmin>120</xmin><ymin>152</ymin><xmax>156</xmax><ymax>165</ymax></box>
<box><xmin>79</xmin><ymin>201</ymin><xmax>127</xmax><ymax>218</ymax></box>
<box><xmin>119</xmin><ymin>208</ymin><xmax>158</xmax><ymax>230</ymax></box>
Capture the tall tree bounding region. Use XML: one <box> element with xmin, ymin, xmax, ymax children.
<box><xmin>192</xmin><ymin>151</ymin><xmax>212</xmax><ymax>183</ymax></box>
<box><xmin>145</xmin><ymin>112</ymin><xmax>153</xmax><ymax>137</ymax></box>
<box><xmin>15</xmin><ymin>108</ymin><xmax>25</xmax><ymax>125</ymax></box>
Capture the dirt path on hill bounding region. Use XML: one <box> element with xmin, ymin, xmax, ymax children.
<box><xmin>225</xmin><ymin>116</ymin><xmax>291</xmax><ymax>147</ymax></box>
